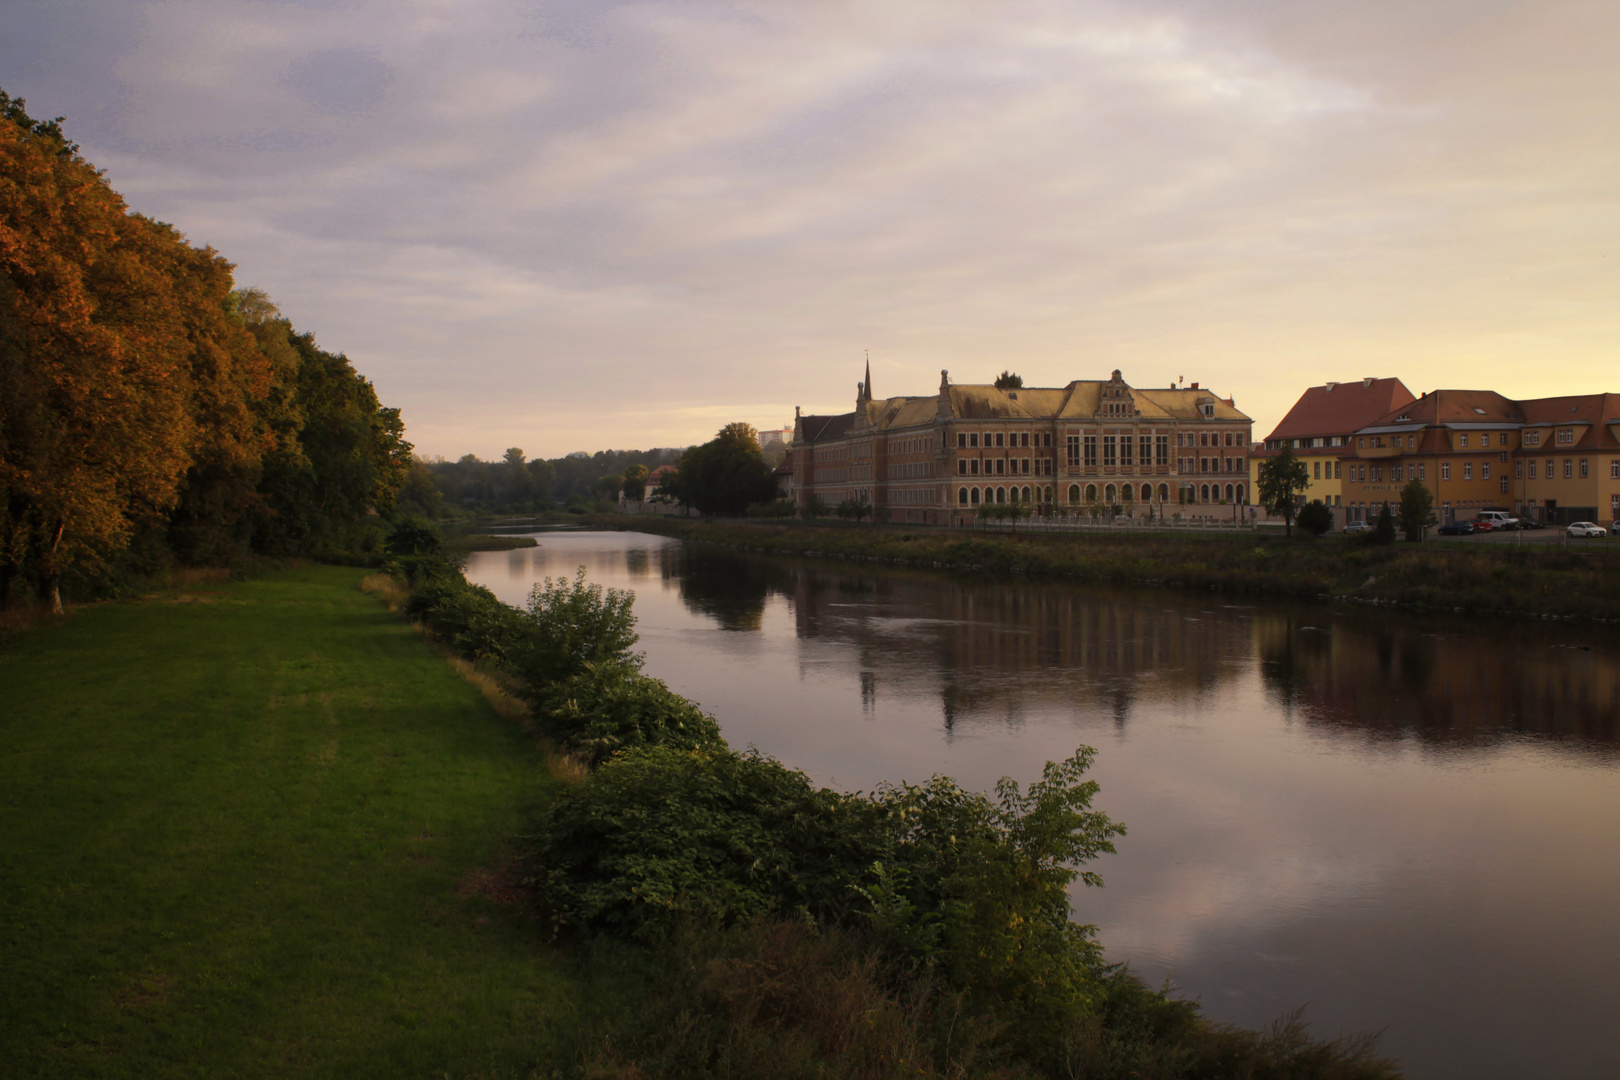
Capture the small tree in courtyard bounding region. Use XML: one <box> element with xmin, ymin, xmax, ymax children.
<box><xmin>1257</xmin><ymin>445</ymin><xmax>1311</xmax><ymax>537</ymax></box>
<box><xmin>1398</xmin><ymin>479</ymin><xmax>1436</xmax><ymax>542</ymax></box>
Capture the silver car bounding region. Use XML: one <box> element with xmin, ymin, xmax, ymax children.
<box><xmin>1566</xmin><ymin>521</ymin><xmax>1608</xmax><ymax>537</ymax></box>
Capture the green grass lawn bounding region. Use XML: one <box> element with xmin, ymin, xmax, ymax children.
<box><xmin>0</xmin><ymin>566</ymin><xmax>607</xmax><ymax>1079</ymax></box>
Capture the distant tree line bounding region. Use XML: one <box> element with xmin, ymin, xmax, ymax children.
<box><xmin>1</xmin><ymin>91</ymin><xmax>411</xmax><ymax>610</ymax></box>
<box><xmin>419</xmin><ymin>447</ymin><xmax>684</xmax><ymax>515</ymax></box>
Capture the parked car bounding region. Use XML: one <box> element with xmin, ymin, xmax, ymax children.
<box><xmin>1437</xmin><ymin>521</ymin><xmax>1476</xmax><ymax>536</ymax></box>
<box><xmin>1478</xmin><ymin>510</ymin><xmax>1519</xmax><ymax>530</ymax></box>
<box><xmin>1343</xmin><ymin>521</ymin><xmax>1374</xmax><ymax>535</ymax></box>
<box><xmin>1566</xmin><ymin>521</ymin><xmax>1608</xmax><ymax>538</ymax></box>
<box><xmin>1518</xmin><ymin>519</ymin><xmax>1546</xmax><ymax>530</ymax></box>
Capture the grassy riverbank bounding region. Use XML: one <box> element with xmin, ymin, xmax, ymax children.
<box><xmin>0</xmin><ymin>566</ymin><xmax>623</xmax><ymax>1078</ymax></box>
<box><xmin>597</xmin><ymin>514</ymin><xmax>1620</xmax><ymax>621</ymax></box>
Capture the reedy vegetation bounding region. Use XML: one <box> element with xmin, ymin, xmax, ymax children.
<box><xmin>391</xmin><ymin>525</ymin><xmax>1404</xmax><ymax>1078</ymax></box>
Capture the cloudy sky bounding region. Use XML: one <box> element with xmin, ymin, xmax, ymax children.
<box><xmin>6</xmin><ymin>0</ymin><xmax>1618</xmax><ymax>459</ymax></box>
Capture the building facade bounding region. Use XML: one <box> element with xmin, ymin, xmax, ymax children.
<box><xmin>1338</xmin><ymin>390</ymin><xmax>1620</xmax><ymax>526</ymax></box>
<box><xmin>791</xmin><ymin>366</ymin><xmax>1253</xmax><ymax>526</ymax></box>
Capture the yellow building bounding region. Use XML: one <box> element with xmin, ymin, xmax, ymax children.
<box><xmin>1249</xmin><ymin>377</ymin><xmax>1416</xmax><ymax>515</ymax></box>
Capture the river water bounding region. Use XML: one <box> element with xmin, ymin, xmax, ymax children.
<box><xmin>465</xmin><ymin>530</ymin><xmax>1620</xmax><ymax>1080</ymax></box>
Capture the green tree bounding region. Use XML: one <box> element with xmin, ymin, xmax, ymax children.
<box><xmin>510</xmin><ymin>567</ymin><xmax>642</xmax><ymax>692</ymax></box>
<box><xmin>1296</xmin><ymin>500</ymin><xmax>1334</xmax><ymax>537</ymax></box>
<box><xmin>1398</xmin><ymin>479</ymin><xmax>1436</xmax><ymax>542</ymax></box>
<box><xmin>1257</xmin><ymin>445</ymin><xmax>1311</xmax><ymax>537</ymax></box>
<box><xmin>1372</xmin><ymin>501</ymin><xmax>1397</xmax><ymax>545</ymax></box>
<box><xmin>802</xmin><ymin>494</ymin><xmax>829</xmax><ymax>520</ymax></box>
<box><xmin>671</xmin><ymin>423</ymin><xmax>776</xmax><ymax>516</ymax></box>
<box><xmin>622</xmin><ymin>463</ymin><xmax>649</xmax><ymax>501</ymax></box>
<box><xmin>994</xmin><ymin>370</ymin><xmax>1024</xmax><ymax>390</ymax></box>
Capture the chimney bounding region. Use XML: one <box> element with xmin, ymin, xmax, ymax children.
<box><xmin>1363</xmin><ymin>377</ymin><xmax>1374</xmax><ymax>388</ymax></box>
<box><xmin>1190</xmin><ymin>382</ymin><xmax>1199</xmax><ymax>390</ymax></box>
<box><xmin>1324</xmin><ymin>381</ymin><xmax>1337</xmax><ymax>392</ymax></box>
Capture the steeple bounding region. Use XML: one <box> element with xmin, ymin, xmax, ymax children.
<box><xmin>864</xmin><ymin>351</ymin><xmax>873</xmax><ymax>403</ymax></box>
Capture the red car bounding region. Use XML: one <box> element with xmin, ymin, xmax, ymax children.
<box><xmin>1472</xmin><ymin>518</ymin><xmax>1496</xmax><ymax>532</ymax></box>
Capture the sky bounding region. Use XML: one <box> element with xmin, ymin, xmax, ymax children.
<box><xmin>5</xmin><ymin>0</ymin><xmax>1619</xmax><ymax>460</ymax></box>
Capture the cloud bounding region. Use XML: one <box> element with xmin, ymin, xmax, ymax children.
<box><xmin>3</xmin><ymin>0</ymin><xmax>1618</xmax><ymax>456</ymax></box>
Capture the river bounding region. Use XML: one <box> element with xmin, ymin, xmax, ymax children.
<box><xmin>465</xmin><ymin>529</ymin><xmax>1620</xmax><ymax>1080</ymax></box>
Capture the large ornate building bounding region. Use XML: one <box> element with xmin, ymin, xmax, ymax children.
<box><xmin>791</xmin><ymin>365</ymin><xmax>1254</xmax><ymax>526</ymax></box>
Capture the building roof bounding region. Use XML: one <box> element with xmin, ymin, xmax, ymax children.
<box><xmin>1265</xmin><ymin>378</ymin><xmax>1415</xmax><ymax>441</ymax></box>
<box><xmin>797</xmin><ymin>413</ymin><xmax>856</xmax><ymax>444</ymax></box>
<box><xmin>1359</xmin><ymin>389</ymin><xmax>1524</xmax><ymax>433</ymax></box>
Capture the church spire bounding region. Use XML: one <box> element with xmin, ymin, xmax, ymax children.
<box><xmin>863</xmin><ymin>350</ymin><xmax>872</xmax><ymax>403</ymax></box>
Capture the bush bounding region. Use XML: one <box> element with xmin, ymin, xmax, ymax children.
<box><xmin>403</xmin><ymin>575</ymin><xmax>528</xmax><ymax>663</ymax></box>
<box><xmin>1296</xmin><ymin>500</ymin><xmax>1334</xmax><ymax>537</ymax></box>
<box><xmin>532</xmin><ymin>663</ymin><xmax>727</xmax><ymax>766</ymax></box>
<box><xmin>507</xmin><ymin>567</ymin><xmax>642</xmax><ymax>692</ymax></box>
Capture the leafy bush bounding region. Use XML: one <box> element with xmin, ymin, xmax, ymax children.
<box><xmin>1296</xmin><ymin>500</ymin><xmax>1334</xmax><ymax>537</ymax></box>
<box><xmin>403</xmin><ymin>575</ymin><xmax>528</xmax><ymax>663</ymax></box>
<box><xmin>532</xmin><ymin>663</ymin><xmax>727</xmax><ymax>766</ymax></box>
<box><xmin>507</xmin><ymin>567</ymin><xmax>642</xmax><ymax>691</ymax></box>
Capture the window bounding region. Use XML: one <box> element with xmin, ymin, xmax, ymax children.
<box><xmin>1417</xmin><ymin>464</ymin><xmax>1426</xmax><ymax>481</ymax></box>
<box><xmin>1526</xmin><ymin>431</ymin><xmax>1540</xmax><ymax>446</ymax></box>
<box><xmin>1392</xmin><ymin>465</ymin><xmax>1403</xmax><ymax>482</ymax></box>
<box><xmin>995</xmin><ymin>432</ymin><xmax>1004</xmax><ymax>448</ymax></box>
<box><xmin>1043</xmin><ymin>433</ymin><xmax>1052</xmax><ymax>447</ymax></box>
<box><xmin>958</xmin><ymin>487</ymin><xmax>968</xmax><ymax>505</ymax></box>
<box><xmin>1611</xmin><ymin>460</ymin><xmax>1619</xmax><ymax>479</ymax></box>
<box><xmin>970</xmin><ymin>488</ymin><xmax>980</xmax><ymax>505</ymax></box>
<box><xmin>1120</xmin><ymin>436</ymin><xmax>1133</xmax><ymax>467</ymax></box>
<box><xmin>1482</xmin><ymin>464</ymin><xmax>1490</xmax><ymax>481</ymax></box>
<box><xmin>995</xmin><ymin>459</ymin><xmax>1005</xmax><ymax>475</ymax></box>
<box><xmin>1335</xmin><ymin>462</ymin><xmax>1342</xmax><ymax>480</ymax></box>
<box><xmin>1084</xmin><ymin>436</ymin><xmax>1097</xmax><ymax>467</ymax></box>
<box><xmin>1140</xmin><ymin>434</ymin><xmax>1152</xmax><ymax>466</ymax></box>
<box><xmin>1500</xmin><ymin>478</ymin><xmax>1510</xmax><ymax>494</ymax></box>
<box><xmin>1442</xmin><ymin>463</ymin><xmax>1451</xmax><ymax>481</ymax></box>
<box><xmin>1103</xmin><ymin>436</ymin><xmax>1117</xmax><ymax>467</ymax></box>
<box><xmin>1313</xmin><ymin>461</ymin><xmax>1321</xmax><ymax>480</ymax></box>
<box><xmin>1371</xmin><ymin>465</ymin><xmax>1382</xmax><ymax>482</ymax></box>
<box><xmin>1464</xmin><ymin>464</ymin><xmax>1472</xmax><ymax>480</ymax></box>
<box><xmin>1564</xmin><ymin>459</ymin><xmax>1573</xmax><ymax>479</ymax></box>
<box><xmin>970</xmin><ymin>460</ymin><xmax>979</xmax><ymax>475</ymax></box>
<box><xmin>1066</xmin><ymin>435</ymin><xmax>1080</xmax><ymax>467</ymax></box>
<box><xmin>957</xmin><ymin>433</ymin><xmax>967</xmax><ymax>448</ymax></box>
<box><xmin>1529</xmin><ymin>461</ymin><xmax>1537</xmax><ymax>479</ymax></box>
<box><xmin>1022</xmin><ymin>458</ymin><xmax>1031</xmax><ymax>475</ymax></box>
<box><xmin>1515</xmin><ymin>461</ymin><xmax>1522</xmax><ymax>479</ymax></box>
<box><xmin>1156</xmin><ymin>435</ymin><xmax>1169</xmax><ymax>465</ymax></box>
<box><xmin>958</xmin><ymin>459</ymin><xmax>967</xmax><ymax>475</ymax></box>
<box><xmin>1580</xmin><ymin>459</ymin><xmax>1589</xmax><ymax>478</ymax></box>
<box><xmin>1021</xmin><ymin>433</ymin><xmax>1030</xmax><ymax>448</ymax></box>
<box><xmin>1547</xmin><ymin>458</ymin><xmax>1554</xmax><ymax>477</ymax></box>
<box><xmin>970</xmin><ymin>433</ymin><xmax>979</xmax><ymax>448</ymax></box>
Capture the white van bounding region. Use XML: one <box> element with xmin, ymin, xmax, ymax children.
<box><xmin>1477</xmin><ymin>510</ymin><xmax>1518</xmax><ymax>530</ymax></box>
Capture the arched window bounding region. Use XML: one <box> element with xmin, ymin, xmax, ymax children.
<box><xmin>1068</xmin><ymin>484</ymin><xmax>1081</xmax><ymax>503</ymax></box>
<box><xmin>995</xmin><ymin>487</ymin><xmax>1006</xmax><ymax>504</ymax></box>
<box><xmin>1224</xmin><ymin>483</ymin><xmax>1235</xmax><ymax>502</ymax></box>
<box><xmin>970</xmin><ymin>487</ymin><xmax>980</xmax><ymax>505</ymax></box>
<box><xmin>1105</xmin><ymin>483</ymin><xmax>1117</xmax><ymax>503</ymax></box>
<box><xmin>1141</xmin><ymin>483</ymin><xmax>1153</xmax><ymax>502</ymax></box>
<box><xmin>1045</xmin><ymin>486</ymin><xmax>1054</xmax><ymax>502</ymax></box>
<box><xmin>1199</xmin><ymin>484</ymin><xmax>1210</xmax><ymax>502</ymax></box>
<box><xmin>1122</xmin><ymin>484</ymin><xmax>1134</xmax><ymax>501</ymax></box>
<box><xmin>1158</xmin><ymin>484</ymin><xmax>1170</xmax><ymax>503</ymax></box>
<box><xmin>1235</xmin><ymin>483</ymin><xmax>1246</xmax><ymax>504</ymax></box>
<box><xmin>1022</xmin><ymin>486</ymin><xmax>1031</xmax><ymax>501</ymax></box>
<box><xmin>1085</xmin><ymin>483</ymin><xmax>1097</xmax><ymax>502</ymax></box>
<box><xmin>958</xmin><ymin>487</ymin><xmax>968</xmax><ymax>505</ymax></box>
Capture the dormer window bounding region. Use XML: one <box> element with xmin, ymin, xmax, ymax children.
<box><xmin>1473</xmin><ymin>407</ymin><xmax>1486</xmax><ymax>415</ymax></box>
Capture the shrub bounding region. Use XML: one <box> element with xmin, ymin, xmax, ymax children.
<box><xmin>403</xmin><ymin>575</ymin><xmax>528</xmax><ymax>663</ymax></box>
<box><xmin>1296</xmin><ymin>500</ymin><xmax>1334</xmax><ymax>537</ymax></box>
<box><xmin>532</xmin><ymin>662</ymin><xmax>727</xmax><ymax>766</ymax></box>
<box><xmin>507</xmin><ymin>567</ymin><xmax>642</xmax><ymax>692</ymax></box>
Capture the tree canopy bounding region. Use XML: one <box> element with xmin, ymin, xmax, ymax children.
<box><xmin>1256</xmin><ymin>446</ymin><xmax>1310</xmax><ymax>537</ymax></box>
<box><xmin>668</xmin><ymin>423</ymin><xmax>777</xmax><ymax>516</ymax></box>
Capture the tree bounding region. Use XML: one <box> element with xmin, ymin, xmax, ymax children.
<box><xmin>622</xmin><ymin>464</ymin><xmax>649</xmax><ymax>501</ymax></box>
<box><xmin>1372</xmin><ymin>501</ymin><xmax>1396</xmax><ymax>545</ymax></box>
<box><xmin>994</xmin><ymin>370</ymin><xmax>1024</xmax><ymax>390</ymax></box>
<box><xmin>802</xmin><ymin>494</ymin><xmax>829</xmax><ymax>520</ymax></box>
<box><xmin>1296</xmin><ymin>500</ymin><xmax>1334</xmax><ymax>537</ymax></box>
<box><xmin>1398</xmin><ymin>479</ymin><xmax>1436</xmax><ymax>542</ymax></box>
<box><xmin>670</xmin><ymin>423</ymin><xmax>776</xmax><ymax>516</ymax></box>
<box><xmin>1257</xmin><ymin>445</ymin><xmax>1311</xmax><ymax>537</ymax></box>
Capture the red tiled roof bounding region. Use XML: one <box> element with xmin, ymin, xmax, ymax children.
<box><xmin>1265</xmin><ymin>378</ymin><xmax>1415</xmax><ymax>441</ymax></box>
<box><xmin>1361</xmin><ymin>389</ymin><xmax>1523</xmax><ymax>429</ymax></box>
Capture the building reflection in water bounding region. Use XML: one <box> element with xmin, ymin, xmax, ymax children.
<box><xmin>670</xmin><ymin>544</ymin><xmax>1620</xmax><ymax>752</ymax></box>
